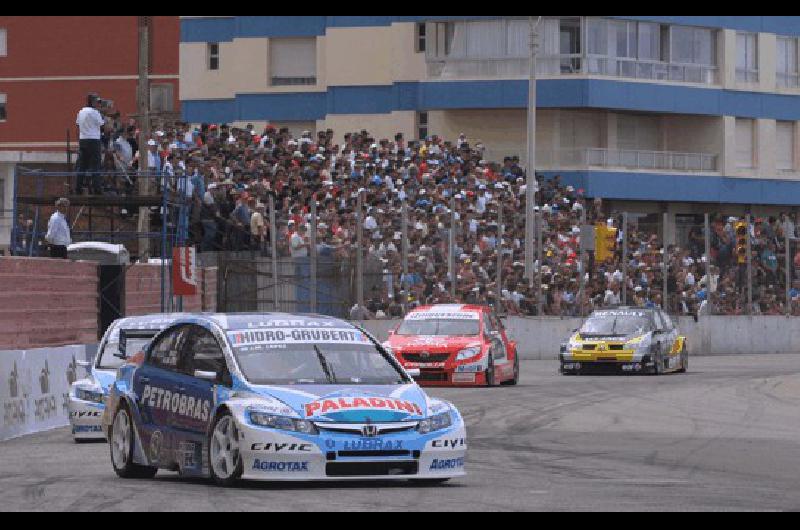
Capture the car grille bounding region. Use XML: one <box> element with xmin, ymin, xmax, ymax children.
<box><xmin>315</xmin><ymin>422</ymin><xmax>418</xmax><ymax>436</ymax></box>
<box><xmin>326</xmin><ymin>461</ymin><xmax>418</xmax><ymax>477</ymax></box>
<box><xmin>582</xmin><ymin>344</ymin><xmax>597</xmax><ymax>351</ymax></box>
<box><xmin>608</xmin><ymin>345</ymin><xmax>625</xmax><ymax>351</ymax></box>
<box><xmin>403</xmin><ymin>352</ymin><xmax>451</xmax><ymax>363</ymax></box>
<box><xmin>336</xmin><ymin>450</ymin><xmax>413</xmax><ymax>458</ymax></box>
<box><xmin>415</xmin><ymin>371</ymin><xmax>449</xmax><ymax>382</ymax></box>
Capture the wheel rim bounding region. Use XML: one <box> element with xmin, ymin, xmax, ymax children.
<box><xmin>112</xmin><ymin>410</ymin><xmax>131</xmax><ymax>470</ymax></box>
<box><xmin>210</xmin><ymin>416</ymin><xmax>240</xmax><ymax>480</ymax></box>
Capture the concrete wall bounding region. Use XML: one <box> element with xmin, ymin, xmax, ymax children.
<box><xmin>125</xmin><ymin>264</ymin><xmax>214</xmax><ymax>317</ymax></box>
<box><xmin>358</xmin><ymin>316</ymin><xmax>800</xmax><ymax>359</ymax></box>
<box><xmin>0</xmin><ymin>257</ymin><xmax>98</xmax><ymax>350</ymax></box>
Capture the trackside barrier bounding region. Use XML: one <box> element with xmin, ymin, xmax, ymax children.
<box><xmin>0</xmin><ymin>344</ymin><xmax>96</xmax><ymax>442</ymax></box>
<box><xmin>356</xmin><ymin>316</ymin><xmax>800</xmax><ymax>360</ymax></box>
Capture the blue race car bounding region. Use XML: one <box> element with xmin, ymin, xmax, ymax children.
<box><xmin>102</xmin><ymin>313</ymin><xmax>467</xmax><ymax>486</ymax></box>
<box><xmin>68</xmin><ymin>314</ymin><xmax>190</xmax><ymax>442</ymax></box>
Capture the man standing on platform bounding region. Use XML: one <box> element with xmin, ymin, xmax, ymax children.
<box><xmin>75</xmin><ymin>94</ymin><xmax>105</xmax><ymax>195</ymax></box>
<box><xmin>45</xmin><ymin>198</ymin><xmax>72</xmax><ymax>259</ymax></box>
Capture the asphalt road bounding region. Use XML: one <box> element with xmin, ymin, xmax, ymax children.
<box><xmin>1</xmin><ymin>355</ymin><xmax>800</xmax><ymax>512</ymax></box>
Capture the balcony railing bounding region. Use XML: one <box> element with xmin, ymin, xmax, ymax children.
<box><xmin>587</xmin><ymin>57</ymin><xmax>718</xmax><ymax>85</ymax></box>
<box><xmin>427</xmin><ymin>54</ymin><xmax>719</xmax><ymax>85</ymax></box>
<box><xmin>539</xmin><ymin>148</ymin><xmax>718</xmax><ymax>173</ymax></box>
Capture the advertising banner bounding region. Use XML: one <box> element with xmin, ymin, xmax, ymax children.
<box><xmin>0</xmin><ymin>345</ymin><xmax>94</xmax><ymax>441</ymax></box>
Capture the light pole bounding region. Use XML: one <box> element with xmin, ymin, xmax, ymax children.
<box><xmin>525</xmin><ymin>16</ymin><xmax>542</xmax><ymax>301</ymax></box>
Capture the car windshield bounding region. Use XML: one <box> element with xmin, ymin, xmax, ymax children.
<box><xmin>96</xmin><ymin>338</ymin><xmax>152</xmax><ymax>370</ymax></box>
<box><xmin>396</xmin><ymin>319</ymin><xmax>480</xmax><ymax>336</ymax></box>
<box><xmin>231</xmin><ymin>337</ymin><xmax>408</xmax><ymax>386</ymax></box>
<box><xmin>580</xmin><ymin>313</ymin><xmax>652</xmax><ymax>337</ymax></box>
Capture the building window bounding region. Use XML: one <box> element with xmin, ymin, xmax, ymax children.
<box><xmin>417</xmin><ymin>112</ymin><xmax>429</xmax><ymax>141</ymax></box>
<box><xmin>736</xmin><ymin>32</ymin><xmax>759</xmax><ymax>83</ymax></box>
<box><xmin>777</xmin><ymin>36</ymin><xmax>799</xmax><ymax>88</ymax></box>
<box><xmin>0</xmin><ymin>94</ymin><xmax>6</xmax><ymax>122</ymax></box>
<box><xmin>0</xmin><ymin>28</ymin><xmax>6</xmax><ymax>57</ymax></box>
<box><xmin>735</xmin><ymin>118</ymin><xmax>756</xmax><ymax>169</ymax></box>
<box><xmin>776</xmin><ymin>121</ymin><xmax>795</xmax><ymax>171</ymax></box>
<box><xmin>150</xmin><ymin>84</ymin><xmax>174</xmax><ymax>113</ymax></box>
<box><xmin>208</xmin><ymin>42</ymin><xmax>219</xmax><ymax>71</ymax></box>
<box><xmin>415</xmin><ymin>23</ymin><xmax>427</xmax><ymax>53</ymax></box>
<box><xmin>585</xmin><ymin>18</ymin><xmax>717</xmax><ymax>84</ymax></box>
<box><xmin>270</xmin><ymin>38</ymin><xmax>317</xmax><ymax>86</ymax></box>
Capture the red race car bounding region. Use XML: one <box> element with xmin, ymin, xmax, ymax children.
<box><xmin>383</xmin><ymin>305</ymin><xmax>519</xmax><ymax>387</ymax></box>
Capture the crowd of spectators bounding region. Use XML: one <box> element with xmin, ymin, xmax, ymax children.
<box><xmin>48</xmin><ymin>116</ymin><xmax>800</xmax><ymax>318</ymax></box>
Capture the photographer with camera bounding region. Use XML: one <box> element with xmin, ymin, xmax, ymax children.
<box><xmin>75</xmin><ymin>93</ymin><xmax>106</xmax><ymax>195</ymax></box>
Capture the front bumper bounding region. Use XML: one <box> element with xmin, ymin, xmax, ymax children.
<box><xmin>237</xmin><ymin>420</ymin><xmax>467</xmax><ymax>482</ymax></box>
<box><xmin>560</xmin><ymin>354</ymin><xmax>655</xmax><ymax>375</ymax></box>
<box><xmin>401</xmin><ymin>356</ymin><xmax>490</xmax><ymax>387</ymax></box>
<box><xmin>68</xmin><ymin>397</ymin><xmax>106</xmax><ymax>439</ymax></box>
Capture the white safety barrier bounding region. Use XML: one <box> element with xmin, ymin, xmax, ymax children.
<box><xmin>0</xmin><ymin>345</ymin><xmax>97</xmax><ymax>442</ymax></box>
<box><xmin>357</xmin><ymin>316</ymin><xmax>800</xmax><ymax>359</ymax></box>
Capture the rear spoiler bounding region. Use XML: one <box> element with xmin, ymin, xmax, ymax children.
<box><xmin>116</xmin><ymin>329</ymin><xmax>161</xmax><ymax>360</ymax></box>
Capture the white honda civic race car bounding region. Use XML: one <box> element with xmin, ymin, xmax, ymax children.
<box><xmin>103</xmin><ymin>313</ymin><xmax>467</xmax><ymax>485</ymax></box>
<box><xmin>68</xmin><ymin>314</ymin><xmax>189</xmax><ymax>442</ymax></box>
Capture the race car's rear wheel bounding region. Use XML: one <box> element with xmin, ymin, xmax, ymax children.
<box><xmin>501</xmin><ymin>353</ymin><xmax>519</xmax><ymax>386</ymax></box>
<box><xmin>209</xmin><ymin>412</ymin><xmax>243</xmax><ymax>487</ymax></box>
<box><xmin>110</xmin><ymin>405</ymin><xmax>157</xmax><ymax>479</ymax></box>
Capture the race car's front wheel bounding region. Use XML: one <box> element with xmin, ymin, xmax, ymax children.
<box><xmin>677</xmin><ymin>346</ymin><xmax>689</xmax><ymax>373</ymax></box>
<box><xmin>110</xmin><ymin>405</ymin><xmax>157</xmax><ymax>479</ymax></box>
<box><xmin>485</xmin><ymin>356</ymin><xmax>497</xmax><ymax>387</ymax></box>
<box><xmin>209</xmin><ymin>412</ymin><xmax>243</xmax><ymax>487</ymax></box>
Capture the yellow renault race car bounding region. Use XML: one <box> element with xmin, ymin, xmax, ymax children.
<box><xmin>560</xmin><ymin>308</ymin><xmax>688</xmax><ymax>375</ymax></box>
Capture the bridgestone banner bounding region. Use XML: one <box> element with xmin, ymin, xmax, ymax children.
<box><xmin>0</xmin><ymin>345</ymin><xmax>95</xmax><ymax>442</ymax></box>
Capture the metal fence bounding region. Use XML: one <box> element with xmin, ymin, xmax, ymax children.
<box><xmin>208</xmin><ymin>201</ymin><xmax>800</xmax><ymax>320</ymax></box>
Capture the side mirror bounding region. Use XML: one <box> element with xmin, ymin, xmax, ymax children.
<box><xmin>194</xmin><ymin>370</ymin><xmax>218</xmax><ymax>382</ymax></box>
<box><xmin>406</xmin><ymin>368</ymin><xmax>421</xmax><ymax>378</ymax></box>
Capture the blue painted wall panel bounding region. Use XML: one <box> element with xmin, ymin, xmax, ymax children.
<box><xmin>538</xmin><ymin>171</ymin><xmax>800</xmax><ymax>206</ymax></box>
<box><xmin>181</xmin><ymin>16</ymin><xmax>800</xmax><ymax>43</ymax></box>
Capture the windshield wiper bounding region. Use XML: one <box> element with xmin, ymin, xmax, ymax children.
<box><xmin>313</xmin><ymin>345</ymin><xmax>337</xmax><ymax>384</ymax></box>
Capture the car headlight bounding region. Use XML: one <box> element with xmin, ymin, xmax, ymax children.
<box><xmin>417</xmin><ymin>411</ymin><xmax>453</xmax><ymax>434</ymax></box>
<box><xmin>76</xmin><ymin>388</ymin><xmax>105</xmax><ymax>404</ymax></box>
<box><xmin>456</xmin><ymin>347</ymin><xmax>481</xmax><ymax>361</ymax></box>
<box><xmin>567</xmin><ymin>339</ymin><xmax>582</xmax><ymax>352</ymax></box>
<box><xmin>248</xmin><ymin>410</ymin><xmax>318</xmax><ymax>434</ymax></box>
<box><xmin>625</xmin><ymin>335</ymin><xmax>651</xmax><ymax>352</ymax></box>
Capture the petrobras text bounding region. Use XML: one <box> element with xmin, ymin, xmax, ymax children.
<box><xmin>141</xmin><ymin>385</ymin><xmax>211</xmax><ymax>422</ymax></box>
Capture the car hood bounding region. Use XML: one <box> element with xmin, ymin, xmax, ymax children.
<box><xmin>93</xmin><ymin>370</ymin><xmax>117</xmax><ymax>392</ymax></box>
<box><xmin>575</xmin><ymin>331</ymin><xmax>649</xmax><ymax>342</ymax></box>
<box><xmin>387</xmin><ymin>335</ymin><xmax>482</xmax><ymax>353</ymax></box>
<box><xmin>245</xmin><ymin>383</ymin><xmax>430</xmax><ymax>422</ymax></box>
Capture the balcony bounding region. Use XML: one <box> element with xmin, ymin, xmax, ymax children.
<box><xmin>539</xmin><ymin>148</ymin><xmax>718</xmax><ymax>173</ymax></box>
<box><xmin>426</xmin><ymin>55</ymin><xmax>718</xmax><ymax>85</ymax></box>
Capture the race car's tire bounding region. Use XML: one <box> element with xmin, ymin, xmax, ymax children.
<box><xmin>501</xmin><ymin>354</ymin><xmax>520</xmax><ymax>386</ymax></box>
<box><xmin>209</xmin><ymin>412</ymin><xmax>243</xmax><ymax>487</ymax></box>
<box><xmin>677</xmin><ymin>346</ymin><xmax>688</xmax><ymax>373</ymax></box>
<box><xmin>409</xmin><ymin>478</ymin><xmax>451</xmax><ymax>486</ymax></box>
<box><xmin>110</xmin><ymin>404</ymin><xmax>158</xmax><ymax>479</ymax></box>
<box><xmin>485</xmin><ymin>354</ymin><xmax>497</xmax><ymax>387</ymax></box>
<box><xmin>653</xmin><ymin>352</ymin><xmax>664</xmax><ymax>376</ymax></box>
